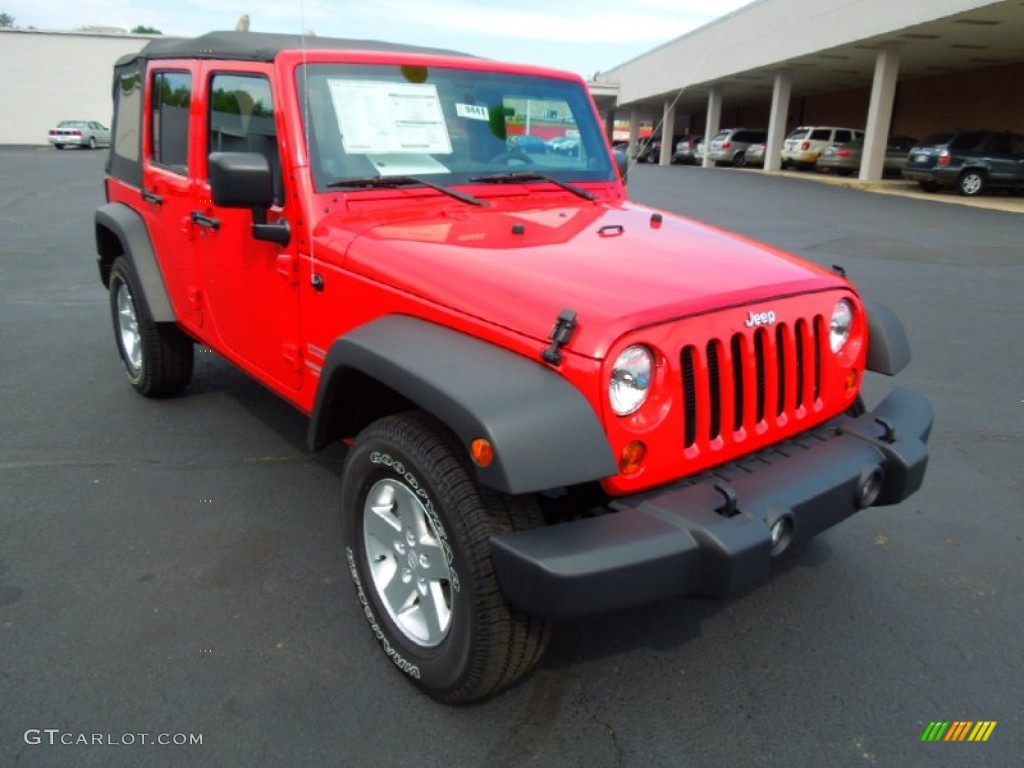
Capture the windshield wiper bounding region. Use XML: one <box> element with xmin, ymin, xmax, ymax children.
<box><xmin>468</xmin><ymin>172</ymin><xmax>598</xmax><ymax>201</ymax></box>
<box><xmin>326</xmin><ymin>176</ymin><xmax>488</xmax><ymax>207</ymax></box>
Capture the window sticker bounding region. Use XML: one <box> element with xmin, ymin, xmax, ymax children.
<box><xmin>327</xmin><ymin>79</ymin><xmax>452</xmax><ymax>155</ymax></box>
<box><xmin>455</xmin><ymin>103</ymin><xmax>490</xmax><ymax>122</ymax></box>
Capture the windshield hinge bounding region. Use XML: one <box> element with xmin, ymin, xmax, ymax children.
<box><xmin>541</xmin><ymin>309</ymin><xmax>578</xmax><ymax>366</ymax></box>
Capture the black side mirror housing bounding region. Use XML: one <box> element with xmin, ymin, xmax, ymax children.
<box><xmin>208</xmin><ymin>152</ymin><xmax>289</xmax><ymax>246</ymax></box>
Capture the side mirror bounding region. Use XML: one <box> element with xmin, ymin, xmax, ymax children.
<box><xmin>614</xmin><ymin>149</ymin><xmax>629</xmax><ymax>185</ymax></box>
<box><xmin>208</xmin><ymin>152</ymin><xmax>290</xmax><ymax>246</ymax></box>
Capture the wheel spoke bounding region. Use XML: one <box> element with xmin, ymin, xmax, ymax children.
<box><xmin>382</xmin><ymin>569</ymin><xmax>417</xmax><ymax>615</ymax></box>
<box><xmin>413</xmin><ymin>540</ymin><xmax>450</xmax><ymax>581</ymax></box>
<box><xmin>418</xmin><ymin>581</ymin><xmax>450</xmax><ymax>641</ymax></box>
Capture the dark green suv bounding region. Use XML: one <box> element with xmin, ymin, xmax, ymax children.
<box><xmin>902</xmin><ymin>130</ymin><xmax>1024</xmax><ymax>196</ymax></box>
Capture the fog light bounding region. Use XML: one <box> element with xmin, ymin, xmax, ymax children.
<box><xmin>769</xmin><ymin>516</ymin><xmax>793</xmax><ymax>556</ymax></box>
<box><xmin>856</xmin><ymin>467</ymin><xmax>884</xmax><ymax>509</ymax></box>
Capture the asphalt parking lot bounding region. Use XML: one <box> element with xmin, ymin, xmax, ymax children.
<box><xmin>1</xmin><ymin>147</ymin><xmax>1022</xmax><ymax>767</ymax></box>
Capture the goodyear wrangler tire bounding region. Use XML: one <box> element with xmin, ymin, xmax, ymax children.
<box><xmin>108</xmin><ymin>257</ymin><xmax>193</xmax><ymax>397</ymax></box>
<box><xmin>341</xmin><ymin>411</ymin><xmax>550</xmax><ymax>704</ymax></box>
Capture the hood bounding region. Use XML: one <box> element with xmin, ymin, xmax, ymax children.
<box><xmin>330</xmin><ymin>197</ymin><xmax>843</xmax><ymax>359</ymax></box>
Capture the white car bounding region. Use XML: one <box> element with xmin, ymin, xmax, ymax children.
<box><xmin>782</xmin><ymin>126</ymin><xmax>862</xmax><ymax>169</ymax></box>
<box><xmin>47</xmin><ymin>120</ymin><xmax>111</xmax><ymax>150</ymax></box>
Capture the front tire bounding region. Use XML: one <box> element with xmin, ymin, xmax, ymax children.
<box><xmin>341</xmin><ymin>412</ymin><xmax>550</xmax><ymax>704</ymax></box>
<box><xmin>108</xmin><ymin>257</ymin><xmax>193</xmax><ymax>397</ymax></box>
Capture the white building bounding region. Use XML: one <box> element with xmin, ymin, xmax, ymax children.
<box><xmin>592</xmin><ymin>0</ymin><xmax>1024</xmax><ymax>179</ymax></box>
<box><xmin>0</xmin><ymin>29</ymin><xmax>151</xmax><ymax>145</ymax></box>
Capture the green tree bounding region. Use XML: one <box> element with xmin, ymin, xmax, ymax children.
<box><xmin>131</xmin><ymin>24</ymin><xmax>161</xmax><ymax>34</ymax></box>
<box><xmin>0</xmin><ymin>12</ymin><xmax>16</xmax><ymax>27</ymax></box>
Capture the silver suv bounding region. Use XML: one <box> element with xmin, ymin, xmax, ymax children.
<box><xmin>707</xmin><ymin>128</ymin><xmax>768</xmax><ymax>167</ymax></box>
<box><xmin>783</xmin><ymin>126</ymin><xmax>863</xmax><ymax>169</ymax></box>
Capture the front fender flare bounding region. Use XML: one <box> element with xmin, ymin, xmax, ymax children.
<box><xmin>309</xmin><ymin>316</ymin><xmax>618</xmax><ymax>495</ymax></box>
<box><xmin>864</xmin><ymin>300</ymin><xmax>911</xmax><ymax>375</ymax></box>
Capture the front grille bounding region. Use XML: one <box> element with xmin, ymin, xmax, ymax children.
<box><xmin>681</xmin><ymin>316</ymin><xmax>825</xmax><ymax>451</ymax></box>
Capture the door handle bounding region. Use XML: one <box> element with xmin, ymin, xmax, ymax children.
<box><xmin>190</xmin><ymin>211</ymin><xmax>221</xmax><ymax>230</ymax></box>
<box><xmin>142</xmin><ymin>188</ymin><xmax>163</xmax><ymax>205</ymax></box>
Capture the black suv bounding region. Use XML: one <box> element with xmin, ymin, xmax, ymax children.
<box><xmin>902</xmin><ymin>130</ymin><xmax>1024</xmax><ymax>196</ymax></box>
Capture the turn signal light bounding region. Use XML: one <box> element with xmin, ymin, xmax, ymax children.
<box><xmin>619</xmin><ymin>441</ymin><xmax>647</xmax><ymax>475</ymax></box>
<box><xmin>470</xmin><ymin>438</ymin><xmax>495</xmax><ymax>468</ymax></box>
<box><xmin>845</xmin><ymin>369</ymin><xmax>859</xmax><ymax>397</ymax></box>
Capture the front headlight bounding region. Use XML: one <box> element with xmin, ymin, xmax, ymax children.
<box><xmin>830</xmin><ymin>299</ymin><xmax>854</xmax><ymax>354</ymax></box>
<box><xmin>610</xmin><ymin>345</ymin><xmax>653</xmax><ymax>416</ymax></box>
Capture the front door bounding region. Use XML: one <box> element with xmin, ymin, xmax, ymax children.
<box><xmin>192</xmin><ymin>67</ymin><xmax>304</xmax><ymax>394</ymax></box>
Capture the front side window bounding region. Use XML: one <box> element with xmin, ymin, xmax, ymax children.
<box><xmin>298</xmin><ymin>63</ymin><xmax>615</xmax><ymax>190</ymax></box>
<box><xmin>151</xmin><ymin>71</ymin><xmax>192</xmax><ymax>173</ymax></box>
<box><xmin>208</xmin><ymin>73</ymin><xmax>281</xmax><ymax>202</ymax></box>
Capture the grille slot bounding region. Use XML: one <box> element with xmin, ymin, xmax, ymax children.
<box><xmin>681</xmin><ymin>315</ymin><xmax>824</xmax><ymax>451</ymax></box>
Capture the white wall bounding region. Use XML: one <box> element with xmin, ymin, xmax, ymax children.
<box><xmin>0</xmin><ymin>30</ymin><xmax>151</xmax><ymax>144</ymax></box>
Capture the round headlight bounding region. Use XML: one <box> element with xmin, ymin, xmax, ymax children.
<box><xmin>610</xmin><ymin>345</ymin><xmax>653</xmax><ymax>416</ymax></box>
<box><xmin>830</xmin><ymin>299</ymin><xmax>854</xmax><ymax>354</ymax></box>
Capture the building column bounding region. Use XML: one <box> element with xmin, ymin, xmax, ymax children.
<box><xmin>604</xmin><ymin>109</ymin><xmax>616</xmax><ymax>141</ymax></box>
<box><xmin>702</xmin><ymin>86</ymin><xmax>723</xmax><ymax>168</ymax></box>
<box><xmin>660</xmin><ymin>99</ymin><xmax>676</xmax><ymax>165</ymax></box>
<box><xmin>765</xmin><ymin>69</ymin><xmax>792</xmax><ymax>171</ymax></box>
<box><xmin>861</xmin><ymin>43</ymin><xmax>901</xmax><ymax>181</ymax></box>
<box><xmin>628</xmin><ymin>109</ymin><xmax>643</xmax><ymax>160</ymax></box>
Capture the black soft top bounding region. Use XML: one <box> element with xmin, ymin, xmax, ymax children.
<box><xmin>115</xmin><ymin>30</ymin><xmax>477</xmax><ymax>67</ymax></box>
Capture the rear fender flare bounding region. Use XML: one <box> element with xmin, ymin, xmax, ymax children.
<box><xmin>95</xmin><ymin>202</ymin><xmax>175</xmax><ymax>322</ymax></box>
<box><xmin>309</xmin><ymin>316</ymin><xmax>618</xmax><ymax>495</ymax></box>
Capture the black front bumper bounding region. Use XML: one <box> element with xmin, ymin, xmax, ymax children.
<box><xmin>490</xmin><ymin>387</ymin><xmax>933</xmax><ymax>619</ymax></box>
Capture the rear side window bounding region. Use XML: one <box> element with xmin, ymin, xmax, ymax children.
<box><xmin>834</xmin><ymin>130</ymin><xmax>853</xmax><ymax>143</ymax></box>
<box><xmin>986</xmin><ymin>134</ymin><xmax>1013</xmax><ymax>154</ymax></box>
<box><xmin>151</xmin><ymin>71</ymin><xmax>192</xmax><ymax>174</ymax></box>
<box><xmin>949</xmin><ymin>131</ymin><xmax>986</xmax><ymax>152</ymax></box>
<box><xmin>112</xmin><ymin>72</ymin><xmax>142</xmax><ymax>165</ymax></box>
<box><xmin>810</xmin><ymin>128</ymin><xmax>832</xmax><ymax>141</ymax></box>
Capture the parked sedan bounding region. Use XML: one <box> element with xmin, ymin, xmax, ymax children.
<box><xmin>47</xmin><ymin>120</ymin><xmax>111</xmax><ymax>150</ymax></box>
<box><xmin>507</xmin><ymin>134</ymin><xmax>548</xmax><ymax>154</ymax></box>
<box><xmin>816</xmin><ymin>135</ymin><xmax>917</xmax><ymax>177</ymax></box>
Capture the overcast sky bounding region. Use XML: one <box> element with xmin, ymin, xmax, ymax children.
<box><xmin>3</xmin><ymin>0</ymin><xmax>753</xmax><ymax>77</ymax></box>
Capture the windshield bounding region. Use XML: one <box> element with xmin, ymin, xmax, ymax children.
<box><xmin>298</xmin><ymin>63</ymin><xmax>615</xmax><ymax>191</ymax></box>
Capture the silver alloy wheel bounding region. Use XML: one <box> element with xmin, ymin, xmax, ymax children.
<box><xmin>960</xmin><ymin>172</ymin><xmax>983</xmax><ymax>196</ymax></box>
<box><xmin>116</xmin><ymin>281</ymin><xmax>142</xmax><ymax>373</ymax></box>
<box><xmin>363</xmin><ymin>478</ymin><xmax>453</xmax><ymax>647</ymax></box>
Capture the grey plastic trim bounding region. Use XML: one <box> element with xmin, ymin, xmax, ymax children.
<box><xmin>864</xmin><ymin>300</ymin><xmax>911</xmax><ymax>376</ymax></box>
<box><xmin>95</xmin><ymin>203</ymin><xmax>175</xmax><ymax>322</ymax></box>
<box><xmin>310</xmin><ymin>315</ymin><xmax>618</xmax><ymax>494</ymax></box>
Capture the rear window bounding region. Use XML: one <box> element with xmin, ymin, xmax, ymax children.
<box><xmin>919</xmin><ymin>132</ymin><xmax>954</xmax><ymax>146</ymax></box>
<box><xmin>712</xmin><ymin>131</ymin><xmax>730</xmax><ymax>141</ymax></box>
<box><xmin>786</xmin><ymin>128</ymin><xmax>810</xmax><ymax>140</ymax></box>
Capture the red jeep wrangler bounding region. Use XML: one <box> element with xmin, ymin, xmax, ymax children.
<box><xmin>95</xmin><ymin>31</ymin><xmax>932</xmax><ymax>703</ymax></box>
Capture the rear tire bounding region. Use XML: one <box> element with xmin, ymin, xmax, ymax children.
<box><xmin>54</xmin><ymin>144</ymin><xmax>65</xmax><ymax>150</ymax></box>
<box><xmin>733</xmin><ymin>152</ymin><xmax>747</xmax><ymax>168</ymax></box>
<box><xmin>88</xmin><ymin>136</ymin><xmax>97</xmax><ymax>150</ymax></box>
<box><xmin>917</xmin><ymin>180</ymin><xmax>939</xmax><ymax>193</ymax></box>
<box><xmin>956</xmin><ymin>170</ymin><xmax>986</xmax><ymax>197</ymax></box>
<box><xmin>341</xmin><ymin>411</ymin><xmax>550</xmax><ymax>704</ymax></box>
<box><xmin>108</xmin><ymin>257</ymin><xmax>193</xmax><ymax>397</ymax></box>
